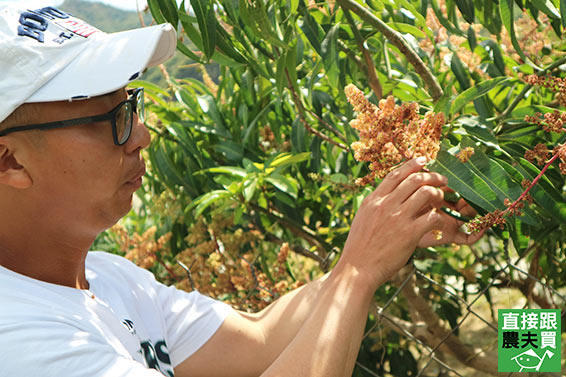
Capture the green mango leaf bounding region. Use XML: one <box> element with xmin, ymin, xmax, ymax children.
<box><xmin>531</xmin><ymin>0</ymin><xmax>561</xmax><ymax>19</ymax></box>
<box><xmin>450</xmin><ymin>53</ymin><xmax>471</xmax><ymax>90</ymax></box>
<box><xmin>176</xmin><ymin>40</ymin><xmax>201</xmax><ymax>63</ymax></box>
<box><xmin>309</xmin><ymin>137</ymin><xmax>322</xmax><ymax>172</ymax></box>
<box><xmin>561</xmin><ymin>0</ymin><xmax>566</xmax><ymax>28</ymax></box>
<box><xmin>199</xmin><ymin>166</ymin><xmax>247</xmax><ymax>178</ymax></box>
<box><xmin>274</xmin><ymin>190</ymin><xmax>298</xmax><ymax>208</ymax></box>
<box><xmin>266</xmin><ymin>174</ymin><xmax>299</xmax><ymax>199</ymax></box>
<box><xmin>211</xmin><ymin>50</ymin><xmax>245</xmax><ymax>68</ymax></box>
<box><xmin>320</xmin><ymin>24</ymin><xmax>340</xmax><ymax>89</ymax></box>
<box><xmin>430</xmin><ymin>0</ymin><xmax>466</xmax><ymax>35</ymax></box>
<box><xmin>243</xmin><ymin>179</ymin><xmax>258</xmax><ymax>202</ymax></box>
<box><xmin>290</xmin><ymin>0</ymin><xmax>299</xmax><ymax>13</ymax></box>
<box><xmin>233</xmin><ymin>205</ymin><xmax>245</xmax><ymax>225</ymax></box>
<box><xmin>458</xmin><ymin>138</ymin><xmax>539</xmax><ymax>226</ymax></box>
<box><xmin>243</xmin><ymin>97</ymin><xmax>277</xmax><ymax>145</ymax></box>
<box><xmin>450</xmin><ymin>77</ymin><xmax>508</xmax><ymax>116</ymax></box>
<box><xmin>156</xmin><ymin>0</ymin><xmax>179</xmax><ymax>27</ymax></box>
<box><xmin>286</xmin><ymin>42</ymin><xmax>299</xmax><ymax>95</ymax></box>
<box><xmin>178</xmin><ymin>11</ymin><xmax>203</xmax><ymax>50</ymax></box>
<box><xmin>190</xmin><ymin>0</ymin><xmax>216</xmax><ymax>60</ymax></box>
<box><xmin>430</xmin><ymin>147</ymin><xmax>500</xmax><ymax>213</ymax></box>
<box><xmin>396</xmin><ymin>0</ymin><xmax>431</xmax><ymax>37</ymax></box>
<box><xmin>299</xmin><ymin>8</ymin><xmax>324</xmax><ymax>55</ymax></box>
<box><xmin>147</xmin><ymin>0</ymin><xmax>167</xmax><ymax>24</ymax></box>
<box><xmin>190</xmin><ymin>190</ymin><xmax>233</xmax><ymax>218</ymax></box>
<box><xmin>500</xmin><ymin>0</ymin><xmax>540</xmax><ymax>70</ymax></box>
<box><xmin>467</xmin><ymin>25</ymin><xmax>477</xmax><ymax>52</ymax></box>
<box><xmin>475</xmin><ymin>0</ymin><xmax>501</xmax><ymax>35</ymax></box>
<box><xmin>130</xmin><ymin>80</ymin><xmax>170</xmax><ymax>98</ymax></box>
<box><xmin>275</xmin><ymin>50</ymin><xmax>288</xmax><ymax>95</ymax></box>
<box><xmin>513</xmin><ymin>158</ymin><xmax>566</xmax><ymax>222</ymax></box>
<box><xmin>196</xmin><ymin>95</ymin><xmax>228</xmax><ymax>132</ymax></box>
<box><xmin>214</xmin><ymin>24</ymin><xmax>248</xmax><ymax>64</ymax></box>
<box><xmin>214</xmin><ymin>142</ymin><xmax>244</xmax><ymax>161</ymax></box>
<box><xmin>456</xmin><ymin>116</ymin><xmax>499</xmax><ymax>146</ymax></box>
<box><xmin>270</xmin><ymin>152</ymin><xmax>311</xmax><ymax>169</ymax></box>
<box><xmin>386</xmin><ymin>22</ymin><xmax>426</xmax><ymax>39</ymax></box>
<box><xmin>291</xmin><ymin>117</ymin><xmax>307</xmax><ymax>153</ymax></box>
<box><xmin>480</xmin><ymin>40</ymin><xmax>506</xmax><ymax>77</ymax></box>
<box><xmin>165</xmin><ymin>122</ymin><xmax>206</xmax><ymax>167</ymax></box>
<box><xmin>495</xmin><ymin>158</ymin><xmax>555</xmax><ymax>219</ymax></box>
<box><xmin>150</xmin><ymin>143</ymin><xmax>194</xmax><ymax>194</ymax></box>
<box><xmin>511</xmin><ymin>105</ymin><xmax>561</xmax><ymax>120</ymax></box>
<box><xmin>455</xmin><ymin>0</ymin><xmax>475</xmax><ymax>23</ymax></box>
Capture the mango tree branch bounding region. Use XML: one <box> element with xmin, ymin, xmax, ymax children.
<box><xmin>248</xmin><ymin>202</ymin><xmax>330</xmax><ymax>260</ymax></box>
<box><xmin>284</xmin><ymin>68</ymin><xmax>350</xmax><ymax>150</ymax></box>
<box><xmin>338</xmin><ymin>0</ymin><xmax>443</xmax><ymax>101</ymax></box>
<box><xmin>342</xmin><ymin>7</ymin><xmax>383</xmax><ymax>99</ymax></box>
<box><xmin>263</xmin><ymin>233</ymin><xmax>329</xmax><ymax>271</ymax></box>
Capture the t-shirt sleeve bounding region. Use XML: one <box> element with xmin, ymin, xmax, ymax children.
<box><xmin>151</xmin><ymin>280</ymin><xmax>234</xmax><ymax>367</ymax></box>
<box><xmin>91</xmin><ymin>252</ymin><xmax>234</xmax><ymax>369</ymax></box>
<box><xmin>0</xmin><ymin>321</ymin><xmax>166</xmax><ymax>377</ymax></box>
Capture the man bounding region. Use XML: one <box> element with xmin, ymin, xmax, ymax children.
<box><xmin>0</xmin><ymin>4</ymin><xmax>482</xmax><ymax>377</ymax></box>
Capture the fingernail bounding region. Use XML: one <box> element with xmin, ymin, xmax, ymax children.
<box><xmin>416</xmin><ymin>157</ymin><xmax>427</xmax><ymax>165</ymax></box>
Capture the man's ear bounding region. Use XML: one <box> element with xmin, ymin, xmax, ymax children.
<box><xmin>0</xmin><ymin>144</ymin><xmax>32</xmax><ymax>189</ymax></box>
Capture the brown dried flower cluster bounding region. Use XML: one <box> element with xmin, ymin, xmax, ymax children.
<box><xmin>110</xmin><ymin>212</ymin><xmax>319</xmax><ymax>312</ymax></box>
<box><xmin>467</xmin><ymin>196</ymin><xmax>529</xmax><ymax>233</ymax></box>
<box><xmin>345</xmin><ymin>84</ymin><xmax>445</xmax><ymax>185</ymax></box>
<box><xmin>467</xmin><ymin>209</ymin><xmax>507</xmax><ymax>233</ymax></box>
<box><xmin>456</xmin><ymin>147</ymin><xmax>475</xmax><ymax>163</ymax></box>
<box><xmin>555</xmin><ymin>145</ymin><xmax>566</xmax><ymax>175</ymax></box>
<box><xmin>523</xmin><ymin>74</ymin><xmax>566</xmax><ymax>107</ymax></box>
<box><xmin>111</xmin><ymin>224</ymin><xmax>173</xmax><ymax>270</ymax></box>
<box><xmin>172</xmin><ymin>213</ymin><xmax>315</xmax><ymax>311</ymax></box>
<box><xmin>525</xmin><ymin>110</ymin><xmax>566</xmax><ymax>133</ymax></box>
<box><xmin>524</xmin><ymin>143</ymin><xmax>551</xmax><ymax>166</ymax></box>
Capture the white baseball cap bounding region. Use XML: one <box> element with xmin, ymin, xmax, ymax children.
<box><xmin>0</xmin><ymin>5</ymin><xmax>177</xmax><ymax>123</ymax></box>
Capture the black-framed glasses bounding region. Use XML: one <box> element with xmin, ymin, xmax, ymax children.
<box><xmin>0</xmin><ymin>88</ymin><xmax>145</xmax><ymax>146</ymax></box>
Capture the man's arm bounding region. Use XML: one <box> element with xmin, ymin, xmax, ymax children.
<box><xmin>175</xmin><ymin>158</ymin><xmax>480</xmax><ymax>377</ymax></box>
<box><xmin>174</xmin><ymin>272</ymin><xmax>332</xmax><ymax>377</ymax></box>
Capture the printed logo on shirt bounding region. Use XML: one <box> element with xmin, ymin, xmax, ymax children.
<box><xmin>122</xmin><ymin>319</ymin><xmax>175</xmax><ymax>377</ymax></box>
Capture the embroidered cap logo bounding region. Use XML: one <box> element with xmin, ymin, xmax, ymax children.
<box><xmin>17</xmin><ymin>7</ymin><xmax>100</xmax><ymax>44</ymax></box>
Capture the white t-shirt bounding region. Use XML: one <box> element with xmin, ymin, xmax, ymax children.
<box><xmin>0</xmin><ymin>251</ymin><xmax>233</xmax><ymax>377</ymax></box>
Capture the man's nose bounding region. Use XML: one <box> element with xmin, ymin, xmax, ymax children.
<box><xmin>124</xmin><ymin>113</ymin><xmax>151</xmax><ymax>153</ymax></box>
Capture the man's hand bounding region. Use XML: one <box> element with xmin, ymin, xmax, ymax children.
<box><xmin>336</xmin><ymin>157</ymin><xmax>447</xmax><ymax>289</ymax></box>
<box><xmin>418</xmin><ymin>193</ymin><xmax>485</xmax><ymax>247</ymax></box>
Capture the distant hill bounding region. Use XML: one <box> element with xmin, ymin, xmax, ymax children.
<box><xmin>58</xmin><ymin>0</ymin><xmax>206</xmax><ymax>87</ymax></box>
<box><xmin>60</xmin><ymin>0</ymin><xmax>152</xmax><ymax>32</ymax></box>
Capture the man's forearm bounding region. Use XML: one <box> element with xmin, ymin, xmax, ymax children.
<box><xmin>260</xmin><ymin>263</ymin><xmax>376</xmax><ymax>377</ymax></box>
<box><xmin>252</xmin><ymin>272</ymin><xmax>332</xmax><ymax>362</ymax></box>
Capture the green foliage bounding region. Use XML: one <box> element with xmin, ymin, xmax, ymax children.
<box><xmin>101</xmin><ymin>0</ymin><xmax>566</xmax><ymax>375</ymax></box>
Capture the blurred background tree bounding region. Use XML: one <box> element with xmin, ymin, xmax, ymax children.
<box><xmin>89</xmin><ymin>0</ymin><xmax>565</xmax><ymax>375</ymax></box>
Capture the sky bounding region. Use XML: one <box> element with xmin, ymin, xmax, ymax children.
<box><xmin>0</xmin><ymin>0</ymin><xmax>148</xmax><ymax>11</ymax></box>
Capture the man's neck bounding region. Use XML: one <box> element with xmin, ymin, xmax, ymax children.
<box><xmin>0</xmin><ymin>225</ymin><xmax>93</xmax><ymax>289</ymax></box>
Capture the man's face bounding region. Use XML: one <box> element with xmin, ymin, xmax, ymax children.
<box><xmin>16</xmin><ymin>89</ymin><xmax>151</xmax><ymax>236</ymax></box>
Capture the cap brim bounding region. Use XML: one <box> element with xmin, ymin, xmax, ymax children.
<box><xmin>27</xmin><ymin>23</ymin><xmax>176</xmax><ymax>103</ymax></box>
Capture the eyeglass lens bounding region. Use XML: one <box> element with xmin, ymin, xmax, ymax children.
<box><xmin>116</xmin><ymin>102</ymin><xmax>132</xmax><ymax>145</ymax></box>
<box><xmin>137</xmin><ymin>89</ymin><xmax>145</xmax><ymax>123</ymax></box>
<box><xmin>115</xmin><ymin>89</ymin><xmax>144</xmax><ymax>145</ymax></box>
